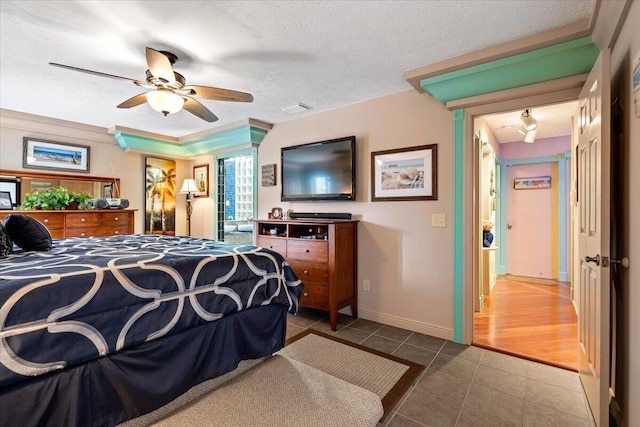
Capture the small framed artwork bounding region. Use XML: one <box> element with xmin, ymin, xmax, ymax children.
<box><xmin>262</xmin><ymin>164</ymin><xmax>276</xmax><ymax>186</ymax></box>
<box><xmin>103</xmin><ymin>183</ymin><xmax>113</xmax><ymax>198</ymax></box>
<box><xmin>23</xmin><ymin>137</ymin><xmax>90</xmax><ymax>173</ymax></box>
<box><xmin>0</xmin><ymin>191</ymin><xmax>13</xmax><ymax>210</ymax></box>
<box><xmin>371</xmin><ymin>144</ymin><xmax>438</xmax><ymax>202</ymax></box>
<box><xmin>193</xmin><ymin>164</ymin><xmax>209</xmax><ymax>197</ymax></box>
<box><xmin>514</xmin><ymin>176</ymin><xmax>551</xmax><ymax>189</ymax></box>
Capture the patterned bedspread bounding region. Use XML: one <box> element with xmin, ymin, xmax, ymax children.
<box><xmin>0</xmin><ymin>234</ymin><xmax>302</xmax><ymax>387</ymax></box>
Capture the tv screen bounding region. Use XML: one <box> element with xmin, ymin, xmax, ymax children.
<box><xmin>281</xmin><ymin>136</ymin><xmax>356</xmax><ymax>201</ymax></box>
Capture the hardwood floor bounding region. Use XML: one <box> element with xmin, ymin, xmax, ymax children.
<box><xmin>473</xmin><ymin>275</ymin><xmax>578</xmax><ymax>371</ymax></box>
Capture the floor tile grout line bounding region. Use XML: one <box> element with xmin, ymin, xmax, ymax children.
<box><xmin>453</xmin><ymin>353</ymin><xmax>483</xmax><ymax>427</ymax></box>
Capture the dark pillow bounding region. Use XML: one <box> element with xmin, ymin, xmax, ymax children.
<box><xmin>4</xmin><ymin>214</ymin><xmax>53</xmax><ymax>251</ymax></box>
<box><xmin>0</xmin><ymin>222</ymin><xmax>13</xmax><ymax>257</ymax></box>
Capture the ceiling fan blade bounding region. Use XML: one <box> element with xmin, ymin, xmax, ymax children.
<box><xmin>49</xmin><ymin>62</ymin><xmax>147</xmax><ymax>86</ymax></box>
<box><xmin>183</xmin><ymin>97</ymin><xmax>219</xmax><ymax>122</ymax></box>
<box><xmin>117</xmin><ymin>93</ymin><xmax>148</xmax><ymax>109</ymax></box>
<box><xmin>182</xmin><ymin>85</ymin><xmax>253</xmax><ymax>102</ymax></box>
<box><xmin>146</xmin><ymin>47</ymin><xmax>175</xmax><ymax>84</ymax></box>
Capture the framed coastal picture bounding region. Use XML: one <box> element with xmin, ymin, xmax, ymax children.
<box><xmin>144</xmin><ymin>157</ymin><xmax>176</xmax><ymax>235</ymax></box>
<box><xmin>514</xmin><ymin>176</ymin><xmax>551</xmax><ymax>189</ymax></box>
<box><xmin>193</xmin><ymin>164</ymin><xmax>209</xmax><ymax>197</ymax></box>
<box><xmin>23</xmin><ymin>137</ymin><xmax>90</xmax><ymax>173</ymax></box>
<box><xmin>261</xmin><ymin>164</ymin><xmax>276</xmax><ymax>186</ymax></box>
<box><xmin>371</xmin><ymin>144</ymin><xmax>438</xmax><ymax>201</ymax></box>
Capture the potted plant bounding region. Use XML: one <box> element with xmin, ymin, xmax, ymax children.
<box><xmin>20</xmin><ymin>187</ymin><xmax>93</xmax><ymax>210</ymax></box>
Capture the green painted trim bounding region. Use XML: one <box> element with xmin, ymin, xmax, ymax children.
<box><xmin>114</xmin><ymin>125</ymin><xmax>268</xmax><ymax>157</ymax></box>
<box><xmin>452</xmin><ymin>109</ymin><xmax>465</xmax><ymax>344</ymax></box>
<box><xmin>420</xmin><ymin>37</ymin><xmax>598</xmax><ymax>104</ymax></box>
<box><xmin>497</xmin><ymin>159</ymin><xmax>508</xmax><ymax>275</ymax></box>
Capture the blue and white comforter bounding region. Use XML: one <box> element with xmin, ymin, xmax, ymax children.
<box><xmin>0</xmin><ymin>234</ymin><xmax>302</xmax><ymax>387</ymax></box>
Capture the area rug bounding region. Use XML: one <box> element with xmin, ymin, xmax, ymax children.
<box><xmin>152</xmin><ymin>355</ymin><xmax>383</xmax><ymax>427</ymax></box>
<box><xmin>121</xmin><ymin>329</ymin><xmax>423</xmax><ymax>426</ymax></box>
<box><xmin>280</xmin><ymin>329</ymin><xmax>425</xmax><ymax>421</ymax></box>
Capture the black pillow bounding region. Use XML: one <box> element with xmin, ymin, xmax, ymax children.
<box><xmin>4</xmin><ymin>214</ymin><xmax>53</xmax><ymax>251</ymax></box>
<box><xmin>0</xmin><ymin>222</ymin><xmax>13</xmax><ymax>257</ymax></box>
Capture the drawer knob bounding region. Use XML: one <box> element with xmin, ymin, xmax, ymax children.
<box><xmin>114</xmin><ymin>231</ymin><xmax>119</xmax><ymax>234</ymax></box>
<box><xmin>303</xmin><ymin>292</ymin><xmax>308</xmax><ymax>297</ymax></box>
<box><xmin>114</xmin><ymin>217</ymin><xmax>119</xmax><ymax>221</ymax></box>
<box><xmin>305</xmin><ymin>249</ymin><xmax>310</xmax><ymax>253</ymax></box>
<box><xmin>80</xmin><ymin>233</ymin><xmax>85</xmax><ymax>236</ymax></box>
<box><xmin>43</xmin><ymin>219</ymin><xmax>49</xmax><ymax>223</ymax></box>
<box><xmin>303</xmin><ymin>270</ymin><xmax>309</xmax><ymax>275</ymax></box>
<box><xmin>81</xmin><ymin>218</ymin><xmax>86</xmax><ymax>222</ymax></box>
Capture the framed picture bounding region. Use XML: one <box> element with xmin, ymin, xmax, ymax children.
<box><xmin>145</xmin><ymin>157</ymin><xmax>176</xmax><ymax>235</ymax></box>
<box><xmin>23</xmin><ymin>137</ymin><xmax>90</xmax><ymax>173</ymax></box>
<box><xmin>514</xmin><ymin>176</ymin><xmax>551</xmax><ymax>189</ymax></box>
<box><xmin>103</xmin><ymin>183</ymin><xmax>113</xmax><ymax>198</ymax></box>
<box><xmin>261</xmin><ymin>164</ymin><xmax>276</xmax><ymax>186</ymax></box>
<box><xmin>193</xmin><ymin>164</ymin><xmax>209</xmax><ymax>197</ymax></box>
<box><xmin>0</xmin><ymin>191</ymin><xmax>13</xmax><ymax>210</ymax></box>
<box><xmin>371</xmin><ymin>144</ymin><xmax>437</xmax><ymax>202</ymax></box>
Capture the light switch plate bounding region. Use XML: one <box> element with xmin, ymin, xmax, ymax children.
<box><xmin>432</xmin><ymin>213</ymin><xmax>446</xmax><ymax>227</ymax></box>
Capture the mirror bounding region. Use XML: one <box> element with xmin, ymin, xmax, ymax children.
<box><xmin>0</xmin><ymin>169</ymin><xmax>120</xmax><ymax>208</ymax></box>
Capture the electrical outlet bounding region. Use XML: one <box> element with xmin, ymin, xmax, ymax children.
<box><xmin>363</xmin><ymin>279</ymin><xmax>371</xmax><ymax>292</ymax></box>
<box><xmin>432</xmin><ymin>213</ymin><xmax>446</xmax><ymax>227</ymax></box>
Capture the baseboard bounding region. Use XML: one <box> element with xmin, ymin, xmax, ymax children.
<box><xmin>356</xmin><ymin>308</ymin><xmax>454</xmax><ymax>341</ymax></box>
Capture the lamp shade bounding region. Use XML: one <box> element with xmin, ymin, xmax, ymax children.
<box><xmin>524</xmin><ymin>129</ymin><xmax>537</xmax><ymax>143</ymax></box>
<box><xmin>180</xmin><ymin>178</ymin><xmax>199</xmax><ymax>194</ymax></box>
<box><xmin>146</xmin><ymin>89</ymin><xmax>184</xmax><ymax>116</ymax></box>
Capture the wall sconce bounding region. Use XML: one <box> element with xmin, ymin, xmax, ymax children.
<box><xmin>179</xmin><ymin>178</ymin><xmax>199</xmax><ymax>236</ymax></box>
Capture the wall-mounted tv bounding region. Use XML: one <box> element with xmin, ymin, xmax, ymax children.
<box><xmin>281</xmin><ymin>136</ymin><xmax>356</xmax><ymax>202</ymax></box>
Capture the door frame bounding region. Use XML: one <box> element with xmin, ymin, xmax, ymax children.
<box><xmin>454</xmin><ymin>81</ymin><xmax>587</xmax><ymax>345</ymax></box>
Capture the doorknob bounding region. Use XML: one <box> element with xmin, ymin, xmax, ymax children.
<box><xmin>507</xmin><ymin>223</ymin><xmax>513</xmax><ymax>229</ymax></box>
<box><xmin>585</xmin><ymin>255</ymin><xmax>600</xmax><ymax>266</ymax></box>
<box><xmin>611</xmin><ymin>257</ymin><xmax>630</xmax><ymax>268</ymax></box>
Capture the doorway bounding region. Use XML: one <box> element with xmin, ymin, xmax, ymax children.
<box><xmin>472</xmin><ymin>101</ymin><xmax>579</xmax><ymax>371</ymax></box>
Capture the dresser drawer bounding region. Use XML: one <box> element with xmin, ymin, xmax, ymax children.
<box><xmin>287</xmin><ymin>240</ymin><xmax>328</xmax><ymax>263</ymax></box>
<box><xmin>299</xmin><ymin>282</ymin><xmax>328</xmax><ymax>309</ymax></box>
<box><xmin>257</xmin><ymin>236</ymin><xmax>287</xmax><ymax>256</ymax></box>
<box><xmin>49</xmin><ymin>229</ymin><xmax>65</xmax><ymax>239</ymax></box>
<box><xmin>25</xmin><ymin>213</ymin><xmax>64</xmax><ymax>230</ymax></box>
<box><xmin>66</xmin><ymin>213</ymin><xmax>101</xmax><ymax>228</ymax></box>
<box><xmin>100</xmin><ymin>226</ymin><xmax>130</xmax><ymax>236</ymax></box>
<box><xmin>288</xmin><ymin>260</ymin><xmax>329</xmax><ymax>283</ymax></box>
<box><xmin>65</xmin><ymin>227</ymin><xmax>101</xmax><ymax>238</ymax></box>
<box><xmin>101</xmin><ymin>211</ymin><xmax>131</xmax><ymax>227</ymax></box>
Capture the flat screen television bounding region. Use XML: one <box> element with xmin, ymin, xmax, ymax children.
<box><xmin>281</xmin><ymin>136</ymin><xmax>356</xmax><ymax>201</ymax></box>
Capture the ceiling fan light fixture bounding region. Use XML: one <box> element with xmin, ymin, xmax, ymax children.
<box><xmin>520</xmin><ymin>108</ymin><xmax>538</xmax><ymax>131</ymax></box>
<box><xmin>524</xmin><ymin>128</ymin><xmax>538</xmax><ymax>143</ymax></box>
<box><xmin>146</xmin><ymin>89</ymin><xmax>184</xmax><ymax>116</ymax></box>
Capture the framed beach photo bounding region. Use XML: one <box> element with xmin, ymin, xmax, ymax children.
<box><xmin>23</xmin><ymin>137</ymin><xmax>90</xmax><ymax>173</ymax></box>
<box><xmin>0</xmin><ymin>191</ymin><xmax>13</xmax><ymax>210</ymax></box>
<box><xmin>193</xmin><ymin>164</ymin><xmax>209</xmax><ymax>197</ymax></box>
<box><xmin>371</xmin><ymin>144</ymin><xmax>438</xmax><ymax>201</ymax></box>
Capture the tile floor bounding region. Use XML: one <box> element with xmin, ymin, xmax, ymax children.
<box><xmin>287</xmin><ymin>308</ymin><xmax>595</xmax><ymax>427</ymax></box>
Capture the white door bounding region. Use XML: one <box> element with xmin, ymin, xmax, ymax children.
<box><xmin>577</xmin><ymin>50</ymin><xmax>611</xmax><ymax>427</ymax></box>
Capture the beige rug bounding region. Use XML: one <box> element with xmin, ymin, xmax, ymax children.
<box><xmin>154</xmin><ymin>355</ymin><xmax>382</xmax><ymax>427</ymax></box>
<box><xmin>280</xmin><ymin>330</ymin><xmax>424</xmax><ymax>421</ymax></box>
<box><xmin>123</xmin><ymin>329</ymin><xmax>424</xmax><ymax>426</ymax></box>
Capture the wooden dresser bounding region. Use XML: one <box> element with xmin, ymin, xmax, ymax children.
<box><xmin>252</xmin><ymin>219</ymin><xmax>358</xmax><ymax>331</ymax></box>
<box><xmin>4</xmin><ymin>209</ymin><xmax>136</xmax><ymax>239</ymax></box>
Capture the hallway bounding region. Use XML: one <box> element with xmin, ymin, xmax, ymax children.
<box><xmin>473</xmin><ymin>275</ymin><xmax>578</xmax><ymax>372</ymax></box>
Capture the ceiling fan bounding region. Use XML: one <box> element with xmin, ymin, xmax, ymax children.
<box><xmin>49</xmin><ymin>47</ymin><xmax>253</xmax><ymax>122</ymax></box>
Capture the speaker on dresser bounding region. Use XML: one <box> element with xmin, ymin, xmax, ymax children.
<box><xmin>92</xmin><ymin>198</ymin><xmax>130</xmax><ymax>209</ymax></box>
<box><xmin>288</xmin><ymin>212</ymin><xmax>352</xmax><ymax>220</ymax></box>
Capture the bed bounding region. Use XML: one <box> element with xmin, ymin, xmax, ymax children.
<box><xmin>0</xmin><ymin>233</ymin><xmax>303</xmax><ymax>427</ymax></box>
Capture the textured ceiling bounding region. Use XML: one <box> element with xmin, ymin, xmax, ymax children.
<box><xmin>0</xmin><ymin>1</ymin><xmax>593</xmax><ymax>139</ymax></box>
